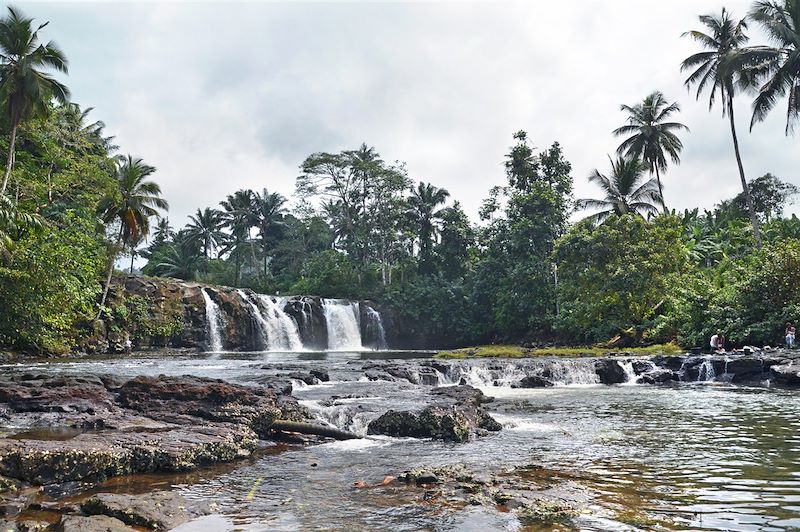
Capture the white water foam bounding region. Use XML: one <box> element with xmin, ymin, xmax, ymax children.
<box><xmin>201</xmin><ymin>288</ymin><xmax>224</xmax><ymax>352</ymax></box>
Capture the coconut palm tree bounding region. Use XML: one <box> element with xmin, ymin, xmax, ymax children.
<box><xmin>748</xmin><ymin>0</ymin><xmax>800</xmax><ymax>134</ymax></box>
<box><xmin>152</xmin><ymin>230</ymin><xmax>203</xmax><ymax>281</ymax></box>
<box><xmin>407</xmin><ymin>181</ymin><xmax>450</xmax><ymax>270</ymax></box>
<box><xmin>0</xmin><ymin>6</ymin><xmax>69</xmax><ymax>196</ymax></box>
<box><xmin>96</xmin><ymin>155</ymin><xmax>168</xmax><ymax>314</ymax></box>
<box><xmin>613</xmin><ymin>91</ymin><xmax>688</xmax><ymax>212</ymax></box>
<box><xmin>185</xmin><ymin>207</ymin><xmax>224</xmax><ymax>261</ymax></box>
<box><xmin>220</xmin><ymin>189</ymin><xmax>255</xmax><ymax>285</ymax></box>
<box><xmin>681</xmin><ymin>8</ymin><xmax>763</xmax><ymax>248</ymax></box>
<box><xmin>251</xmin><ymin>188</ymin><xmax>287</xmax><ymax>278</ymax></box>
<box><xmin>576</xmin><ymin>156</ymin><xmax>661</xmax><ymax>224</ymax></box>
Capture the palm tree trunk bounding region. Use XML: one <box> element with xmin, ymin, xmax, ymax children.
<box><xmin>655</xmin><ymin>166</ymin><xmax>667</xmax><ymax>214</ymax></box>
<box><xmin>1</xmin><ymin>123</ymin><xmax>18</xmax><ymax>196</ymax></box>
<box><xmin>97</xmin><ymin>226</ymin><xmax>124</xmax><ymax>319</ymax></box>
<box><xmin>129</xmin><ymin>248</ymin><xmax>135</xmax><ymax>273</ymax></box>
<box><xmin>727</xmin><ymin>94</ymin><xmax>763</xmax><ymax>249</ymax></box>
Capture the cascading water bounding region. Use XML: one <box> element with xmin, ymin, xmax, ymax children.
<box><xmin>697</xmin><ymin>356</ymin><xmax>717</xmax><ymax>382</ymax></box>
<box><xmin>363</xmin><ymin>306</ymin><xmax>387</xmax><ymax>350</ymax></box>
<box><xmin>236</xmin><ymin>290</ymin><xmax>303</xmax><ymax>351</ymax></box>
<box><xmin>258</xmin><ymin>295</ymin><xmax>303</xmax><ymax>351</ymax></box>
<box><xmin>446</xmin><ymin>359</ymin><xmax>599</xmax><ymax>388</ymax></box>
<box><xmin>202</xmin><ymin>289</ymin><xmax>224</xmax><ymax>352</ymax></box>
<box><xmin>618</xmin><ymin>360</ymin><xmax>639</xmax><ymax>385</ymax></box>
<box><xmin>323</xmin><ymin>299</ymin><xmax>364</xmax><ymax>351</ymax></box>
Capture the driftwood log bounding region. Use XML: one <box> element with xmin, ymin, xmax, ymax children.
<box><xmin>269</xmin><ymin>420</ymin><xmax>362</xmax><ymax>440</ymax></box>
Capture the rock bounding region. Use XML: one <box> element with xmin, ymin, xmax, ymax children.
<box><xmin>0</xmin><ymin>375</ymin><xmax>303</xmax><ymax>486</ymax></box>
<box><xmin>58</xmin><ymin>515</ymin><xmax>136</xmax><ymax>532</ymax></box>
<box><xmin>367</xmin><ymin>385</ymin><xmax>501</xmax><ymax>442</ymax></box>
<box><xmin>594</xmin><ymin>360</ymin><xmax>628</xmax><ymax>384</ymax></box>
<box><xmin>639</xmin><ymin>370</ymin><xmax>678</xmax><ymax>384</ymax></box>
<box><xmin>512</xmin><ymin>375</ymin><xmax>553</xmax><ymax>388</ymax></box>
<box><xmin>396</xmin><ymin>463</ymin><xmax>579</xmax><ymax>524</ymax></box>
<box><xmin>725</xmin><ymin>356</ymin><xmax>781</xmax><ymax>382</ymax></box>
<box><xmin>309</xmin><ymin>370</ymin><xmax>330</xmax><ymax>382</ymax></box>
<box><xmin>771</xmin><ymin>363</ymin><xmax>800</xmax><ymax>386</ymax></box>
<box><xmin>81</xmin><ymin>492</ymin><xmax>197</xmax><ymax>530</ymax></box>
<box><xmin>285</xmin><ymin>372</ymin><xmax>319</xmax><ymax>386</ymax></box>
<box><xmin>651</xmin><ymin>355</ymin><xmax>685</xmax><ymax>371</ymax></box>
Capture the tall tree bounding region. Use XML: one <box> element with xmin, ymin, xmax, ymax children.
<box><xmin>219</xmin><ymin>189</ymin><xmax>255</xmax><ymax>285</ymax></box>
<box><xmin>613</xmin><ymin>91</ymin><xmax>688</xmax><ymax>212</ymax></box>
<box><xmin>576</xmin><ymin>156</ymin><xmax>661</xmax><ymax>223</ymax></box>
<box><xmin>681</xmin><ymin>8</ymin><xmax>763</xmax><ymax>248</ymax></box>
<box><xmin>407</xmin><ymin>181</ymin><xmax>450</xmax><ymax>273</ymax></box>
<box><xmin>185</xmin><ymin>207</ymin><xmax>224</xmax><ymax>261</ymax></box>
<box><xmin>251</xmin><ymin>188</ymin><xmax>287</xmax><ymax>278</ymax></box>
<box><xmin>748</xmin><ymin>0</ymin><xmax>800</xmax><ymax>134</ymax></box>
<box><xmin>96</xmin><ymin>155</ymin><xmax>168</xmax><ymax>314</ymax></box>
<box><xmin>0</xmin><ymin>6</ymin><xmax>69</xmax><ymax>195</ymax></box>
<box><xmin>298</xmin><ymin>144</ymin><xmax>409</xmax><ymax>283</ymax></box>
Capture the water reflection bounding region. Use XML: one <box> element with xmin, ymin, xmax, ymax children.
<box><xmin>3</xmin><ymin>354</ymin><xmax>800</xmax><ymax>530</ymax></box>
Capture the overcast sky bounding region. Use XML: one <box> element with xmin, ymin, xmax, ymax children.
<box><xmin>22</xmin><ymin>0</ymin><xmax>800</xmax><ymax>227</ymax></box>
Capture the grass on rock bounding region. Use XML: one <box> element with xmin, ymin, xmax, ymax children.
<box><xmin>434</xmin><ymin>343</ymin><xmax>683</xmax><ymax>359</ymax></box>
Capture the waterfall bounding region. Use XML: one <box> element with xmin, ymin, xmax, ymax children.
<box><xmin>548</xmin><ymin>359</ymin><xmax>600</xmax><ymax>386</ymax></box>
<box><xmin>201</xmin><ymin>288</ymin><xmax>224</xmax><ymax>352</ymax></box>
<box><xmin>446</xmin><ymin>359</ymin><xmax>599</xmax><ymax>388</ymax></box>
<box><xmin>323</xmin><ymin>299</ymin><xmax>364</xmax><ymax>351</ymax></box>
<box><xmin>697</xmin><ymin>356</ymin><xmax>717</xmax><ymax>382</ymax></box>
<box><xmin>257</xmin><ymin>295</ymin><xmax>303</xmax><ymax>351</ymax></box>
<box><xmin>363</xmin><ymin>306</ymin><xmax>387</xmax><ymax>350</ymax></box>
<box><xmin>618</xmin><ymin>360</ymin><xmax>639</xmax><ymax>385</ymax></box>
<box><xmin>236</xmin><ymin>290</ymin><xmax>303</xmax><ymax>351</ymax></box>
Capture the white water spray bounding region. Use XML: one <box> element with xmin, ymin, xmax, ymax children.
<box><xmin>236</xmin><ymin>290</ymin><xmax>303</xmax><ymax>351</ymax></box>
<box><xmin>202</xmin><ymin>288</ymin><xmax>224</xmax><ymax>352</ymax></box>
<box><xmin>323</xmin><ymin>299</ymin><xmax>364</xmax><ymax>351</ymax></box>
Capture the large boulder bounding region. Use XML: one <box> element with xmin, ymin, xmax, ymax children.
<box><xmin>771</xmin><ymin>362</ymin><xmax>800</xmax><ymax>386</ymax></box>
<box><xmin>367</xmin><ymin>385</ymin><xmax>501</xmax><ymax>442</ymax></box>
<box><xmin>594</xmin><ymin>360</ymin><xmax>628</xmax><ymax>384</ymax></box>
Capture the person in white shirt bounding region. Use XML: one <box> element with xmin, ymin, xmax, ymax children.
<box><xmin>710</xmin><ymin>330</ymin><xmax>725</xmax><ymax>352</ymax></box>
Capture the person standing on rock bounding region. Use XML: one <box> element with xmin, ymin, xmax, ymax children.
<box><xmin>786</xmin><ymin>323</ymin><xmax>796</xmax><ymax>349</ymax></box>
<box><xmin>124</xmin><ymin>337</ymin><xmax>132</xmax><ymax>354</ymax></box>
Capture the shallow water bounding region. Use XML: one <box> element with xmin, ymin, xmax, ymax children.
<box><xmin>4</xmin><ymin>352</ymin><xmax>800</xmax><ymax>530</ymax></box>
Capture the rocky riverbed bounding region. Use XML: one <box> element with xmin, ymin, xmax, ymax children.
<box><xmin>3</xmin><ymin>349</ymin><xmax>800</xmax><ymax>530</ymax></box>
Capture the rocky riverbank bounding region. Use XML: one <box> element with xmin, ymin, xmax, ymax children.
<box><xmin>0</xmin><ymin>371</ymin><xmax>506</xmax><ymax>530</ymax></box>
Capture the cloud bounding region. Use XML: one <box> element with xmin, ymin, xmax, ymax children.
<box><xmin>23</xmin><ymin>0</ymin><xmax>800</xmax><ymax>229</ymax></box>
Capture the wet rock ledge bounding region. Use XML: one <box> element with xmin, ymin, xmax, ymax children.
<box><xmin>0</xmin><ymin>374</ymin><xmax>308</xmax><ymax>489</ymax></box>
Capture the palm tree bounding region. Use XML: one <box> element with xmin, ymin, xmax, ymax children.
<box><xmin>96</xmin><ymin>155</ymin><xmax>168</xmax><ymax>314</ymax></box>
<box><xmin>613</xmin><ymin>91</ymin><xmax>688</xmax><ymax>212</ymax></box>
<box><xmin>407</xmin><ymin>181</ymin><xmax>450</xmax><ymax>270</ymax></box>
<box><xmin>185</xmin><ymin>207</ymin><xmax>224</xmax><ymax>261</ymax></box>
<box><xmin>251</xmin><ymin>188</ymin><xmax>287</xmax><ymax>278</ymax></box>
<box><xmin>0</xmin><ymin>6</ymin><xmax>69</xmax><ymax>196</ymax></box>
<box><xmin>152</xmin><ymin>230</ymin><xmax>202</xmax><ymax>281</ymax></box>
<box><xmin>220</xmin><ymin>189</ymin><xmax>255</xmax><ymax>285</ymax></box>
<box><xmin>748</xmin><ymin>0</ymin><xmax>800</xmax><ymax>134</ymax></box>
<box><xmin>681</xmin><ymin>8</ymin><xmax>763</xmax><ymax>248</ymax></box>
<box><xmin>576</xmin><ymin>156</ymin><xmax>661</xmax><ymax>223</ymax></box>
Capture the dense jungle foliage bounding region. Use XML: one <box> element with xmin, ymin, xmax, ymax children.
<box><xmin>1</xmin><ymin>3</ymin><xmax>799</xmax><ymax>353</ymax></box>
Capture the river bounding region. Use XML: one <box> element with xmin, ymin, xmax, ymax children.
<box><xmin>3</xmin><ymin>351</ymin><xmax>799</xmax><ymax>531</ymax></box>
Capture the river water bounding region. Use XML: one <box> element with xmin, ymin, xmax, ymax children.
<box><xmin>4</xmin><ymin>351</ymin><xmax>800</xmax><ymax>531</ymax></box>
